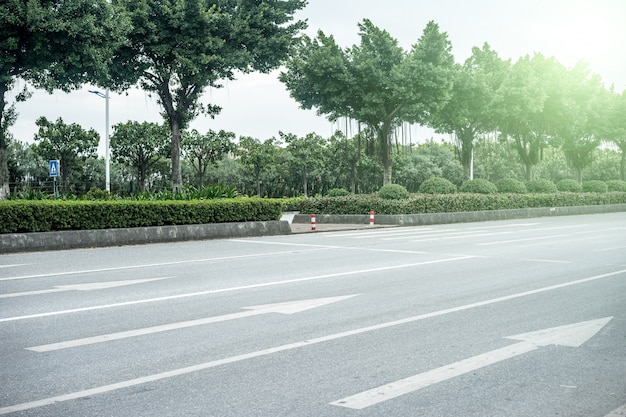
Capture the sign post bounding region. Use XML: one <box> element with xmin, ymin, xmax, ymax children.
<box><xmin>49</xmin><ymin>160</ymin><xmax>59</xmax><ymax>198</ymax></box>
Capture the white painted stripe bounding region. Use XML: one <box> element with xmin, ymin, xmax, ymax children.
<box><xmin>407</xmin><ymin>231</ymin><xmax>514</xmax><ymax>243</ymax></box>
<box><xmin>2</xmin><ymin>268</ymin><xmax>624</xmax><ymax>415</ymax></box>
<box><xmin>0</xmin><ymin>264</ymin><xmax>28</xmax><ymax>268</ymax></box>
<box><xmin>594</xmin><ymin>245</ymin><xmax>626</xmax><ymax>252</ymax></box>
<box><xmin>604</xmin><ymin>403</ymin><xmax>626</xmax><ymax>417</ymax></box>
<box><xmin>0</xmin><ymin>256</ymin><xmax>471</xmax><ymax>323</ymax></box>
<box><xmin>465</xmin><ymin>223</ymin><xmax>541</xmax><ymax>230</ymax></box>
<box><xmin>476</xmin><ymin>234</ymin><xmax>572</xmax><ymax>246</ymax></box>
<box><xmin>331</xmin><ymin>342</ymin><xmax>538</xmax><ymax>409</ymax></box>
<box><xmin>0</xmin><ymin>249</ymin><xmax>327</xmax><ymax>282</ymax></box>
<box><xmin>235</xmin><ymin>239</ymin><xmax>428</xmax><ymax>255</ymax></box>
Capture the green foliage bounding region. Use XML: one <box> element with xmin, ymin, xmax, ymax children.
<box><xmin>132</xmin><ymin>184</ymin><xmax>239</xmax><ymax>201</ymax></box>
<box><xmin>526</xmin><ymin>179</ymin><xmax>557</xmax><ymax>193</ymax></box>
<box><xmin>460</xmin><ymin>179</ymin><xmax>498</xmax><ymax>194</ymax></box>
<box><xmin>495</xmin><ymin>178</ymin><xmax>526</xmax><ymax>194</ymax></box>
<box><xmin>418</xmin><ymin>177</ymin><xmax>457</xmax><ymax>194</ymax></box>
<box><xmin>378</xmin><ymin>184</ymin><xmax>409</xmax><ymax>200</ymax></box>
<box><xmin>607</xmin><ymin>180</ymin><xmax>626</xmax><ymax>192</ymax></box>
<box><xmin>83</xmin><ymin>188</ymin><xmax>114</xmax><ymax>200</ymax></box>
<box><xmin>0</xmin><ymin>198</ymin><xmax>282</xmax><ymax>233</ymax></box>
<box><xmin>298</xmin><ymin>192</ymin><xmax>626</xmax><ymax>215</ymax></box>
<box><xmin>582</xmin><ymin>180</ymin><xmax>608</xmax><ymax>193</ymax></box>
<box><xmin>556</xmin><ymin>179</ymin><xmax>582</xmax><ymax>192</ymax></box>
<box><xmin>327</xmin><ymin>188</ymin><xmax>351</xmax><ymax>197</ymax></box>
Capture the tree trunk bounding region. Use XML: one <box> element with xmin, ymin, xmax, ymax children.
<box><xmin>621</xmin><ymin>147</ymin><xmax>625</xmax><ymax>181</ymax></box>
<box><xmin>303</xmin><ymin>170</ymin><xmax>308</xmax><ymax>197</ymax></box>
<box><xmin>379</xmin><ymin>124</ymin><xmax>393</xmax><ymax>185</ymax></box>
<box><xmin>456</xmin><ymin>128</ymin><xmax>474</xmax><ymax>180</ymax></box>
<box><xmin>0</xmin><ymin>146</ymin><xmax>9</xmax><ymax>199</ymax></box>
<box><xmin>170</xmin><ymin>118</ymin><xmax>183</xmax><ymax>193</ymax></box>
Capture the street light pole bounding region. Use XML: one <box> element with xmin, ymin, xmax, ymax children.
<box><xmin>89</xmin><ymin>89</ymin><xmax>110</xmax><ymax>192</ymax></box>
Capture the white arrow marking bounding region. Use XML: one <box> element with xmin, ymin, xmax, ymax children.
<box><xmin>0</xmin><ymin>278</ymin><xmax>169</xmax><ymax>299</ymax></box>
<box><xmin>27</xmin><ymin>295</ymin><xmax>358</xmax><ymax>352</ymax></box>
<box><xmin>331</xmin><ymin>317</ymin><xmax>613</xmax><ymax>410</ymax></box>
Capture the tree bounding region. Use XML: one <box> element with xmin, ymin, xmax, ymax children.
<box><xmin>0</xmin><ymin>0</ymin><xmax>129</xmax><ymax>198</ymax></box>
<box><xmin>32</xmin><ymin>117</ymin><xmax>99</xmax><ymax>193</ymax></box>
<box><xmin>280</xmin><ymin>19</ymin><xmax>455</xmax><ymax>185</ymax></box>
<box><xmin>492</xmin><ymin>54</ymin><xmax>564</xmax><ymax>180</ymax></box>
<box><xmin>237</xmin><ymin>136</ymin><xmax>279</xmax><ymax>197</ymax></box>
<box><xmin>549</xmin><ymin>64</ymin><xmax>607</xmax><ymax>184</ymax></box>
<box><xmin>109</xmin><ymin>0</ymin><xmax>306</xmax><ymax>192</ymax></box>
<box><xmin>605</xmin><ymin>90</ymin><xmax>626</xmax><ymax>180</ymax></box>
<box><xmin>110</xmin><ymin>121</ymin><xmax>170</xmax><ymax>192</ymax></box>
<box><xmin>182</xmin><ymin>129</ymin><xmax>235</xmax><ymax>188</ymax></box>
<box><xmin>428</xmin><ymin>43</ymin><xmax>509</xmax><ymax>179</ymax></box>
<box><xmin>282</xmin><ymin>132</ymin><xmax>326</xmax><ymax>197</ymax></box>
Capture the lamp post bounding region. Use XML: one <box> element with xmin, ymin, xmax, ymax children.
<box><xmin>89</xmin><ymin>89</ymin><xmax>110</xmax><ymax>192</ymax></box>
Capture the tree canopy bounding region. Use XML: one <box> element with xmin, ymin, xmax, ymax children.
<box><xmin>280</xmin><ymin>19</ymin><xmax>455</xmax><ymax>184</ymax></box>
<box><xmin>0</xmin><ymin>0</ymin><xmax>128</xmax><ymax>198</ymax></box>
<box><xmin>108</xmin><ymin>0</ymin><xmax>307</xmax><ymax>192</ymax></box>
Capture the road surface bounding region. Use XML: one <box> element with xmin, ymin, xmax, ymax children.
<box><xmin>1</xmin><ymin>212</ymin><xmax>625</xmax><ymax>416</ymax></box>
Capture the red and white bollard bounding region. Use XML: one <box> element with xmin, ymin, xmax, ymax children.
<box><xmin>369</xmin><ymin>211</ymin><xmax>375</xmax><ymax>227</ymax></box>
<box><xmin>311</xmin><ymin>213</ymin><xmax>316</xmax><ymax>231</ymax></box>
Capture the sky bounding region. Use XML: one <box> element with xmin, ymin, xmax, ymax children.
<box><xmin>8</xmin><ymin>0</ymin><xmax>626</xmax><ymax>155</ymax></box>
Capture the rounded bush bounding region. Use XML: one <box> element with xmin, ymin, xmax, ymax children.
<box><xmin>327</xmin><ymin>188</ymin><xmax>350</xmax><ymax>197</ymax></box>
<box><xmin>526</xmin><ymin>179</ymin><xmax>557</xmax><ymax>193</ymax></box>
<box><xmin>378</xmin><ymin>184</ymin><xmax>409</xmax><ymax>200</ymax></box>
<box><xmin>606</xmin><ymin>180</ymin><xmax>626</xmax><ymax>192</ymax></box>
<box><xmin>459</xmin><ymin>179</ymin><xmax>498</xmax><ymax>194</ymax></box>
<box><xmin>556</xmin><ymin>179</ymin><xmax>582</xmax><ymax>192</ymax></box>
<box><xmin>582</xmin><ymin>180</ymin><xmax>608</xmax><ymax>193</ymax></box>
<box><xmin>495</xmin><ymin>178</ymin><xmax>527</xmax><ymax>194</ymax></box>
<box><xmin>418</xmin><ymin>177</ymin><xmax>457</xmax><ymax>194</ymax></box>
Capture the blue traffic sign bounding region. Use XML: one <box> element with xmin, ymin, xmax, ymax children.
<box><xmin>49</xmin><ymin>160</ymin><xmax>59</xmax><ymax>177</ymax></box>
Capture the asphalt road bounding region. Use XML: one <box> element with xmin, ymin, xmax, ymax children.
<box><xmin>1</xmin><ymin>212</ymin><xmax>625</xmax><ymax>417</ymax></box>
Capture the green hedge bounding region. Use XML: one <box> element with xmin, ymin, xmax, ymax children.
<box><xmin>298</xmin><ymin>192</ymin><xmax>626</xmax><ymax>215</ymax></box>
<box><xmin>0</xmin><ymin>198</ymin><xmax>283</xmax><ymax>234</ymax></box>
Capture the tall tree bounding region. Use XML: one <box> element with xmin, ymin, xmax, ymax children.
<box><xmin>282</xmin><ymin>132</ymin><xmax>326</xmax><ymax>197</ymax></box>
<box><xmin>182</xmin><ymin>129</ymin><xmax>235</xmax><ymax>188</ymax></box>
<box><xmin>605</xmin><ymin>90</ymin><xmax>626</xmax><ymax>181</ymax></box>
<box><xmin>492</xmin><ymin>54</ymin><xmax>563</xmax><ymax>180</ymax></box>
<box><xmin>110</xmin><ymin>121</ymin><xmax>170</xmax><ymax>192</ymax></box>
<box><xmin>0</xmin><ymin>0</ymin><xmax>129</xmax><ymax>198</ymax></box>
<box><xmin>280</xmin><ymin>19</ymin><xmax>455</xmax><ymax>185</ymax></box>
<box><xmin>428</xmin><ymin>43</ymin><xmax>509</xmax><ymax>179</ymax></box>
<box><xmin>32</xmin><ymin>117</ymin><xmax>99</xmax><ymax>193</ymax></box>
<box><xmin>557</xmin><ymin>64</ymin><xmax>607</xmax><ymax>183</ymax></box>
<box><xmin>109</xmin><ymin>0</ymin><xmax>306</xmax><ymax>192</ymax></box>
<box><xmin>237</xmin><ymin>136</ymin><xmax>278</xmax><ymax>197</ymax></box>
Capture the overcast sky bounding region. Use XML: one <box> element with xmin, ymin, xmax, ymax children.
<box><xmin>9</xmin><ymin>0</ymin><xmax>626</xmax><ymax>154</ymax></box>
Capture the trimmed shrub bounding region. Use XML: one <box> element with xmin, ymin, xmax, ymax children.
<box><xmin>495</xmin><ymin>178</ymin><xmax>527</xmax><ymax>194</ymax></box>
<box><xmin>526</xmin><ymin>179</ymin><xmax>557</xmax><ymax>193</ymax></box>
<box><xmin>460</xmin><ymin>179</ymin><xmax>498</xmax><ymax>194</ymax></box>
<box><xmin>327</xmin><ymin>188</ymin><xmax>351</xmax><ymax>197</ymax></box>
<box><xmin>557</xmin><ymin>179</ymin><xmax>582</xmax><ymax>192</ymax></box>
<box><xmin>378</xmin><ymin>184</ymin><xmax>409</xmax><ymax>200</ymax></box>
<box><xmin>418</xmin><ymin>177</ymin><xmax>457</xmax><ymax>194</ymax></box>
<box><xmin>582</xmin><ymin>180</ymin><xmax>608</xmax><ymax>193</ymax></box>
<box><xmin>607</xmin><ymin>180</ymin><xmax>626</xmax><ymax>192</ymax></box>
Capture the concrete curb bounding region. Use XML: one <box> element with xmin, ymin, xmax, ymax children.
<box><xmin>0</xmin><ymin>221</ymin><xmax>291</xmax><ymax>254</ymax></box>
<box><xmin>292</xmin><ymin>204</ymin><xmax>626</xmax><ymax>226</ymax></box>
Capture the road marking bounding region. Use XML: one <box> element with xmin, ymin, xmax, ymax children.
<box><xmin>476</xmin><ymin>234</ymin><xmax>572</xmax><ymax>246</ymax></box>
<box><xmin>408</xmin><ymin>231</ymin><xmax>514</xmax><ymax>243</ymax></box>
<box><xmin>1</xmin><ymin>270</ymin><xmax>624</xmax><ymax>415</ymax></box>
<box><xmin>0</xmin><ymin>264</ymin><xmax>28</xmax><ymax>269</ymax></box>
<box><xmin>595</xmin><ymin>245</ymin><xmax>626</xmax><ymax>252</ymax></box>
<box><xmin>605</xmin><ymin>403</ymin><xmax>626</xmax><ymax>417</ymax></box>
<box><xmin>0</xmin><ymin>256</ymin><xmax>471</xmax><ymax>323</ymax></box>
<box><xmin>0</xmin><ymin>269</ymin><xmax>626</xmax><ymax>415</ymax></box>
<box><xmin>0</xmin><ymin>278</ymin><xmax>169</xmax><ymax>299</ymax></box>
<box><xmin>27</xmin><ymin>295</ymin><xmax>358</xmax><ymax>352</ymax></box>
<box><xmin>0</xmin><ymin>249</ymin><xmax>327</xmax><ymax>282</ymax></box>
<box><xmin>331</xmin><ymin>317</ymin><xmax>612</xmax><ymax>409</ymax></box>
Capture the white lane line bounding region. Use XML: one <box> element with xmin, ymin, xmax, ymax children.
<box><xmin>232</xmin><ymin>239</ymin><xmax>428</xmax><ymax>254</ymax></box>
<box><xmin>520</xmin><ymin>259</ymin><xmax>571</xmax><ymax>264</ymax></box>
<box><xmin>465</xmin><ymin>223</ymin><xmax>541</xmax><ymax>230</ymax></box>
<box><xmin>0</xmin><ymin>278</ymin><xmax>170</xmax><ymax>299</ymax></box>
<box><xmin>594</xmin><ymin>246</ymin><xmax>626</xmax><ymax>253</ymax></box>
<box><xmin>408</xmin><ymin>232</ymin><xmax>514</xmax><ymax>243</ymax></box>
<box><xmin>0</xmin><ymin>248</ymin><xmax>328</xmax><ymax>282</ymax></box>
<box><xmin>27</xmin><ymin>295</ymin><xmax>359</xmax><ymax>352</ymax></box>
<box><xmin>604</xmin><ymin>403</ymin><xmax>626</xmax><ymax>417</ymax></box>
<box><xmin>476</xmin><ymin>234</ymin><xmax>572</xmax><ymax>246</ymax></box>
<box><xmin>0</xmin><ymin>264</ymin><xmax>28</xmax><ymax>269</ymax></box>
<box><xmin>2</xmin><ymin>268</ymin><xmax>624</xmax><ymax>415</ymax></box>
<box><xmin>0</xmin><ymin>256</ymin><xmax>472</xmax><ymax>323</ymax></box>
